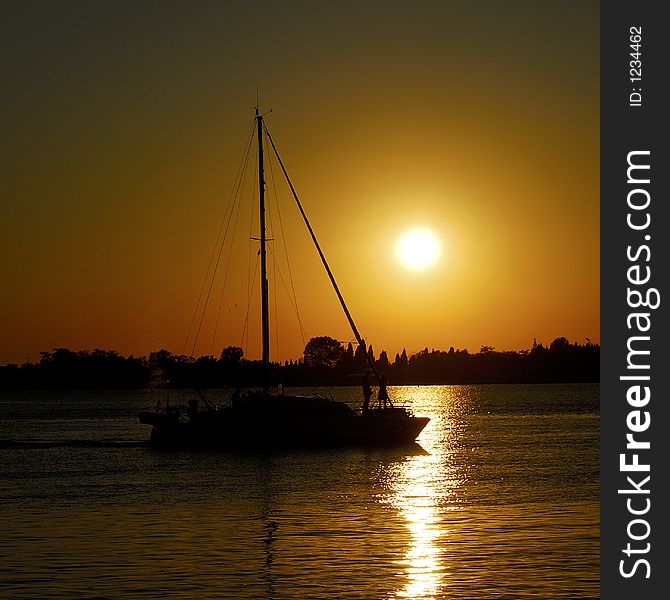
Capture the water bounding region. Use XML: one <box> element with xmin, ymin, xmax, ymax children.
<box><xmin>0</xmin><ymin>384</ymin><xmax>599</xmax><ymax>598</ymax></box>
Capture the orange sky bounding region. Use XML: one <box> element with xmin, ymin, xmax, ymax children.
<box><xmin>1</xmin><ymin>1</ymin><xmax>599</xmax><ymax>365</ymax></box>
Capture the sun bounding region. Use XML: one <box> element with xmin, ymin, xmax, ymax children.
<box><xmin>396</xmin><ymin>228</ymin><xmax>441</xmax><ymax>271</ymax></box>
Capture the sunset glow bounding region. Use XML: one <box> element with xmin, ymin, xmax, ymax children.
<box><xmin>0</xmin><ymin>2</ymin><xmax>599</xmax><ymax>364</ymax></box>
<box><xmin>396</xmin><ymin>228</ymin><xmax>441</xmax><ymax>271</ymax></box>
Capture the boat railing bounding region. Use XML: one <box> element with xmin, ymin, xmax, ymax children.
<box><xmin>361</xmin><ymin>405</ymin><xmax>413</xmax><ymax>417</ymax></box>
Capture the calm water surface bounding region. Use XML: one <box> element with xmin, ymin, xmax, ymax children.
<box><xmin>0</xmin><ymin>384</ymin><xmax>599</xmax><ymax>598</ymax></box>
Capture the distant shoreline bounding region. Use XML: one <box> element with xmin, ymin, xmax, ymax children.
<box><xmin>0</xmin><ymin>338</ymin><xmax>599</xmax><ymax>390</ymax></box>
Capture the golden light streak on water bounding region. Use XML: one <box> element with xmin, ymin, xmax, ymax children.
<box><xmin>394</xmin><ymin>457</ymin><xmax>446</xmax><ymax>598</ymax></box>
<box><xmin>381</xmin><ymin>386</ymin><xmax>462</xmax><ymax>598</ymax></box>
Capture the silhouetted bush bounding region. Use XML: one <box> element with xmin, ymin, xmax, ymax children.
<box><xmin>0</xmin><ymin>337</ymin><xmax>599</xmax><ymax>389</ymax></box>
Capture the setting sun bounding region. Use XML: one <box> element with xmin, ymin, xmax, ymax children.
<box><xmin>396</xmin><ymin>228</ymin><xmax>441</xmax><ymax>271</ymax></box>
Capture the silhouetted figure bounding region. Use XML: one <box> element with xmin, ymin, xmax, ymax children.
<box><xmin>362</xmin><ymin>369</ymin><xmax>372</xmax><ymax>413</ymax></box>
<box><xmin>231</xmin><ymin>387</ymin><xmax>241</xmax><ymax>408</ymax></box>
<box><xmin>378</xmin><ymin>374</ymin><xmax>389</xmax><ymax>408</ymax></box>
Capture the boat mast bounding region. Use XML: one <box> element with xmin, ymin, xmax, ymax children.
<box><xmin>256</xmin><ymin>108</ymin><xmax>270</xmax><ymax>367</ymax></box>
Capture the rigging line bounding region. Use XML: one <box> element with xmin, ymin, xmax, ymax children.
<box><xmin>210</xmin><ymin>121</ymin><xmax>256</xmax><ymax>353</ymax></box>
<box><xmin>264</xmin><ymin>134</ymin><xmax>278</xmax><ymax>359</ymax></box>
<box><xmin>265</xmin><ymin>132</ymin><xmax>306</xmax><ymax>346</ymax></box>
<box><xmin>210</xmin><ymin>142</ymin><xmax>251</xmax><ymax>355</ymax></box>
<box><xmin>183</xmin><ymin>121</ymin><xmax>255</xmax><ymax>355</ymax></box>
<box><xmin>264</xmin><ymin>123</ymin><xmax>383</xmax><ymax>385</ymax></box>
<box><xmin>267</xmin><ymin>246</ymin><xmax>308</xmax><ymax>343</ymax></box>
<box><xmin>241</xmin><ymin>251</ymin><xmax>261</xmax><ymax>353</ymax></box>
<box><xmin>272</xmin><ymin>241</ymin><xmax>280</xmax><ymax>359</ymax></box>
<box><xmin>192</xmin><ymin>120</ymin><xmax>256</xmax><ymax>356</ymax></box>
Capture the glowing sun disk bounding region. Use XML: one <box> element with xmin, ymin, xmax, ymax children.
<box><xmin>396</xmin><ymin>228</ymin><xmax>441</xmax><ymax>270</ymax></box>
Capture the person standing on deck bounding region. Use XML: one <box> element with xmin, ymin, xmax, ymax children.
<box><xmin>378</xmin><ymin>373</ymin><xmax>389</xmax><ymax>409</ymax></box>
<box><xmin>362</xmin><ymin>369</ymin><xmax>372</xmax><ymax>413</ymax></box>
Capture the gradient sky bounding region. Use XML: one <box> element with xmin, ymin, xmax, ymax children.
<box><xmin>1</xmin><ymin>1</ymin><xmax>599</xmax><ymax>365</ymax></box>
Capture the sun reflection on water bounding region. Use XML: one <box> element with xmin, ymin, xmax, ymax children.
<box><xmin>381</xmin><ymin>386</ymin><xmax>468</xmax><ymax>599</ymax></box>
<box><xmin>392</xmin><ymin>455</ymin><xmax>446</xmax><ymax>599</ymax></box>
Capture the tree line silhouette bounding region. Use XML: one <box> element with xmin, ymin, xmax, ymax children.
<box><xmin>0</xmin><ymin>336</ymin><xmax>598</xmax><ymax>389</ymax></box>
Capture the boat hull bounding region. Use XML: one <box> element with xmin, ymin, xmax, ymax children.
<box><xmin>142</xmin><ymin>398</ymin><xmax>429</xmax><ymax>450</ymax></box>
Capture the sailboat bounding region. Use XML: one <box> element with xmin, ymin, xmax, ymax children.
<box><xmin>138</xmin><ymin>108</ymin><xmax>429</xmax><ymax>449</ymax></box>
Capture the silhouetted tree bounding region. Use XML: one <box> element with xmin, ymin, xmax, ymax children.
<box><xmin>0</xmin><ymin>337</ymin><xmax>599</xmax><ymax>389</ymax></box>
<box><xmin>303</xmin><ymin>336</ymin><xmax>343</xmax><ymax>368</ymax></box>
<box><xmin>549</xmin><ymin>337</ymin><xmax>570</xmax><ymax>351</ymax></box>
<box><xmin>377</xmin><ymin>350</ymin><xmax>390</xmax><ymax>371</ymax></box>
<box><xmin>337</xmin><ymin>342</ymin><xmax>355</xmax><ymax>372</ymax></box>
<box><xmin>353</xmin><ymin>342</ymin><xmax>368</xmax><ymax>372</ymax></box>
<box><xmin>220</xmin><ymin>346</ymin><xmax>243</xmax><ymax>364</ymax></box>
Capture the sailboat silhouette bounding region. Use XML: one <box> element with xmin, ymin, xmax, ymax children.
<box><xmin>139</xmin><ymin>109</ymin><xmax>429</xmax><ymax>449</ymax></box>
